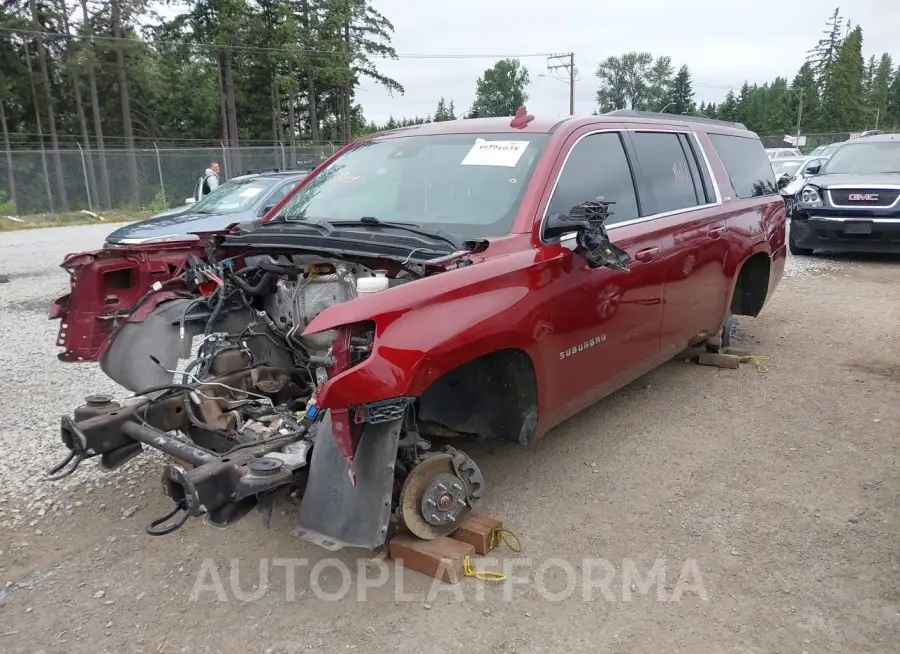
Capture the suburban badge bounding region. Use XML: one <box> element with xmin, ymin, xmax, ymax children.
<box><xmin>560</xmin><ymin>335</ymin><xmax>607</xmax><ymax>359</ymax></box>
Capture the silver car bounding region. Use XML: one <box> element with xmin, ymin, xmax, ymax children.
<box><xmin>104</xmin><ymin>171</ymin><xmax>309</xmax><ymax>247</ymax></box>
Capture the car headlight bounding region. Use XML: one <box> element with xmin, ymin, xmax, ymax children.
<box><xmin>798</xmin><ymin>185</ymin><xmax>823</xmax><ymax>208</ymax></box>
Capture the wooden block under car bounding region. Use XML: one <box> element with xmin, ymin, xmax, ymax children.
<box><xmin>697</xmin><ymin>352</ymin><xmax>741</xmax><ymax>369</ymax></box>
<box><xmin>449</xmin><ymin>512</ymin><xmax>503</xmax><ymax>555</ymax></box>
<box><xmin>389</xmin><ymin>534</ymin><xmax>475</xmax><ymax>584</ymax></box>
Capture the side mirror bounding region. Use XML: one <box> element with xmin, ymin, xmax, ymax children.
<box><xmin>544</xmin><ymin>201</ymin><xmax>631</xmax><ymax>271</ymax></box>
<box><xmin>804</xmin><ymin>163</ymin><xmax>821</xmax><ymax>176</ymax></box>
<box><xmin>776</xmin><ymin>173</ymin><xmax>792</xmax><ymax>190</ymax></box>
<box><xmin>185</xmin><ymin>197</ymin><xmax>196</xmax><ymax>205</ymax></box>
<box><xmin>259</xmin><ymin>204</ymin><xmax>275</xmax><ymax>217</ymax></box>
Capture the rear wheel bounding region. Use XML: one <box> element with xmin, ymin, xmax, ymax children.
<box><xmin>789</xmin><ymin>229</ymin><xmax>814</xmax><ymax>256</ymax></box>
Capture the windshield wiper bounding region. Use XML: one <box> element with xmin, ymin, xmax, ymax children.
<box><xmin>261</xmin><ymin>215</ymin><xmax>482</xmax><ymax>254</ymax></box>
<box><xmin>263</xmin><ymin>214</ymin><xmax>334</xmax><ymax>233</ymax></box>
<box><xmin>328</xmin><ymin>216</ymin><xmax>462</xmax><ymax>251</ymax></box>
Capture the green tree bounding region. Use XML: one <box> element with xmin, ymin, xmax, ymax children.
<box><xmin>595</xmin><ymin>52</ymin><xmax>653</xmax><ymax>112</ymax></box>
<box><xmin>887</xmin><ymin>66</ymin><xmax>900</xmax><ymax>128</ymax></box>
<box><xmin>645</xmin><ymin>55</ymin><xmax>674</xmax><ymax>112</ymax></box>
<box><xmin>667</xmin><ymin>65</ymin><xmax>696</xmax><ymax>115</ymax></box>
<box><xmin>717</xmin><ymin>91</ymin><xmax>739</xmax><ymax>121</ymax></box>
<box><xmin>807</xmin><ymin>7</ymin><xmax>845</xmax><ymax>86</ymax></box>
<box><xmin>469</xmin><ymin>58</ymin><xmax>530</xmax><ymax>118</ymax></box>
<box><xmin>867</xmin><ymin>54</ymin><xmax>893</xmax><ymax>129</ymax></box>
<box><xmin>434</xmin><ymin>97</ymin><xmax>456</xmax><ymax>121</ymax></box>
<box><xmin>820</xmin><ymin>24</ymin><xmax>865</xmax><ymax>129</ymax></box>
<box><xmin>791</xmin><ymin>62</ymin><xmax>821</xmax><ymax>133</ymax></box>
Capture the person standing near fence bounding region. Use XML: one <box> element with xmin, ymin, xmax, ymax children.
<box><xmin>200</xmin><ymin>161</ymin><xmax>220</xmax><ymax>198</ymax></box>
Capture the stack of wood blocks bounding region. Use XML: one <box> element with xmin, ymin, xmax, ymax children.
<box><xmin>388</xmin><ymin>512</ymin><xmax>503</xmax><ymax>584</ymax></box>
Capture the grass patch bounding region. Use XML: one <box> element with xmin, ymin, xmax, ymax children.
<box><xmin>0</xmin><ymin>209</ymin><xmax>155</xmax><ymax>231</ymax></box>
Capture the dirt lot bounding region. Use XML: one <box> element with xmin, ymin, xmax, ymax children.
<box><xmin>1</xmin><ymin>225</ymin><xmax>898</xmax><ymax>653</ymax></box>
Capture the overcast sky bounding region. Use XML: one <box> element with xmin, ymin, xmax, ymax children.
<box><xmin>358</xmin><ymin>0</ymin><xmax>899</xmax><ymax>124</ymax></box>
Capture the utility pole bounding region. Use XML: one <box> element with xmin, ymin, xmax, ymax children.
<box><xmin>795</xmin><ymin>86</ymin><xmax>804</xmax><ymax>145</ymax></box>
<box><xmin>547</xmin><ymin>53</ymin><xmax>576</xmax><ymax>115</ymax></box>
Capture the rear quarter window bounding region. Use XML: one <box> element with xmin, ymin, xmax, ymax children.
<box><xmin>709</xmin><ymin>134</ymin><xmax>777</xmax><ymax>199</ymax></box>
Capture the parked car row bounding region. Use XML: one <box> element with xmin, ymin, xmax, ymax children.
<box><xmin>779</xmin><ymin>133</ymin><xmax>900</xmax><ymax>255</ymax></box>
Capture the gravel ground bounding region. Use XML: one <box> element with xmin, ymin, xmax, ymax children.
<box><xmin>0</xmin><ymin>223</ymin><xmax>898</xmax><ymax>653</ymax></box>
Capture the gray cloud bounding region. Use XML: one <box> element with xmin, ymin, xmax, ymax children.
<box><xmin>359</xmin><ymin>0</ymin><xmax>898</xmax><ymax>123</ymax></box>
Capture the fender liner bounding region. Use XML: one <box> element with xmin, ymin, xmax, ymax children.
<box><xmin>294</xmin><ymin>411</ymin><xmax>401</xmax><ymax>551</ymax></box>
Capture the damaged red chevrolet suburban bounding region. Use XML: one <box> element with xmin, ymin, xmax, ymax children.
<box><xmin>48</xmin><ymin>108</ymin><xmax>785</xmax><ymax>550</ymax></box>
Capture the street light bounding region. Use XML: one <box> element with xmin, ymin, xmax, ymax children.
<box><xmin>660</xmin><ymin>102</ymin><xmax>674</xmax><ymax>113</ymax></box>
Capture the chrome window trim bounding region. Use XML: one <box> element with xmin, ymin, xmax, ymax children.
<box><xmin>539</xmin><ymin>128</ymin><xmax>723</xmax><ymax>245</ymax></box>
<box><xmin>826</xmin><ymin>186</ymin><xmax>900</xmax><ymax>210</ymax></box>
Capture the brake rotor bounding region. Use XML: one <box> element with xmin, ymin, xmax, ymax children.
<box><xmin>399</xmin><ymin>453</ymin><xmax>471</xmax><ymax>539</ymax></box>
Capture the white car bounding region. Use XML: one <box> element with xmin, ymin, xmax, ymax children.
<box><xmin>766</xmin><ymin>147</ymin><xmax>802</xmax><ymax>160</ymax></box>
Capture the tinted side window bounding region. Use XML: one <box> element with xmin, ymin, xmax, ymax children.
<box><xmin>708</xmin><ymin>134</ymin><xmax>777</xmax><ymax>199</ymax></box>
<box><xmin>630</xmin><ymin>131</ymin><xmax>701</xmax><ymax>213</ymax></box>
<box><xmin>546</xmin><ymin>132</ymin><xmax>639</xmax><ymax>228</ymax></box>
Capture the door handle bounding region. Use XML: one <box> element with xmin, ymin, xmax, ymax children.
<box><xmin>634</xmin><ymin>246</ymin><xmax>659</xmax><ymax>263</ymax></box>
<box><xmin>708</xmin><ymin>226</ymin><xmax>726</xmax><ymax>238</ymax></box>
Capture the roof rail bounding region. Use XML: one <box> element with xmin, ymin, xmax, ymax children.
<box><xmin>604</xmin><ymin>109</ymin><xmax>747</xmax><ymax>130</ymax></box>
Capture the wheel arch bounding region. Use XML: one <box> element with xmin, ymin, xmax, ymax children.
<box><xmin>728</xmin><ymin>250</ymin><xmax>772</xmax><ymax>317</ymax></box>
<box><xmin>416</xmin><ymin>347</ymin><xmax>540</xmax><ymax>445</ymax></box>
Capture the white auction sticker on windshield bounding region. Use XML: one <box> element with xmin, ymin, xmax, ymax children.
<box><xmin>239</xmin><ymin>186</ymin><xmax>263</xmax><ymax>198</ymax></box>
<box><xmin>461</xmin><ymin>139</ymin><xmax>529</xmax><ymax>167</ymax></box>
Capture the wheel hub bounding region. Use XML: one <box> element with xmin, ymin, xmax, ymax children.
<box><xmin>399</xmin><ymin>453</ymin><xmax>475</xmax><ymax>539</ymax></box>
<box><xmin>421</xmin><ymin>474</ymin><xmax>467</xmax><ymax>526</ymax></box>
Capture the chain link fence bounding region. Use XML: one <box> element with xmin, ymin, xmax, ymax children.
<box><xmin>0</xmin><ymin>142</ymin><xmax>339</xmax><ymax>217</ymax></box>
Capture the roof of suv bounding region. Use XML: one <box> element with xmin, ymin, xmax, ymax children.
<box><xmin>230</xmin><ymin>169</ymin><xmax>311</xmax><ymax>182</ymax></box>
<box><xmin>373</xmin><ymin>110</ymin><xmax>753</xmax><ymax>139</ymax></box>
<box><xmin>849</xmin><ymin>132</ymin><xmax>898</xmax><ymax>143</ymax></box>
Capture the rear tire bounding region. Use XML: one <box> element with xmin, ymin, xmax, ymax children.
<box><xmin>788</xmin><ymin>229</ymin><xmax>814</xmax><ymax>256</ymax></box>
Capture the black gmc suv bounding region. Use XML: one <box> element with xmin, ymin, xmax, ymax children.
<box><xmin>790</xmin><ymin>133</ymin><xmax>900</xmax><ymax>255</ymax></box>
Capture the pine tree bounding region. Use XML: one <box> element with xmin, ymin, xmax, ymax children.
<box><xmin>888</xmin><ymin>66</ymin><xmax>900</xmax><ymax>129</ymax></box>
<box><xmin>821</xmin><ymin>25</ymin><xmax>865</xmax><ymax>130</ymax></box>
<box><xmin>434</xmin><ymin>97</ymin><xmax>457</xmax><ymax>121</ymax></box>
<box><xmin>718</xmin><ymin>91</ymin><xmax>739</xmax><ymax>121</ymax></box>
<box><xmin>791</xmin><ymin>62</ymin><xmax>821</xmax><ymax>133</ymax></box>
<box><xmin>868</xmin><ymin>54</ymin><xmax>893</xmax><ymax>129</ymax></box>
<box><xmin>668</xmin><ymin>65</ymin><xmax>696</xmax><ymax>115</ymax></box>
<box><xmin>807</xmin><ymin>7</ymin><xmax>845</xmax><ymax>86</ymax></box>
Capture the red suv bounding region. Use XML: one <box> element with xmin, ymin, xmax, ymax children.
<box><xmin>49</xmin><ymin>108</ymin><xmax>785</xmax><ymax>549</ymax></box>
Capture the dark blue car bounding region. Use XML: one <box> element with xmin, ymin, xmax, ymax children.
<box><xmin>104</xmin><ymin>170</ymin><xmax>310</xmax><ymax>247</ymax></box>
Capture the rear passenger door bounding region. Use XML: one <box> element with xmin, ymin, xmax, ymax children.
<box><xmin>627</xmin><ymin>129</ymin><xmax>729</xmax><ymax>353</ymax></box>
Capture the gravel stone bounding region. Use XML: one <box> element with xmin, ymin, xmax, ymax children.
<box><xmin>0</xmin><ymin>224</ymin><xmax>164</xmax><ymax>519</ymax></box>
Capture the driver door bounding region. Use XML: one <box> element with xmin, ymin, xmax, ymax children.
<box><xmin>539</xmin><ymin>129</ymin><xmax>666</xmax><ymax>424</ymax></box>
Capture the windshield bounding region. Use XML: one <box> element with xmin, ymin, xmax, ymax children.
<box><xmin>192</xmin><ymin>177</ymin><xmax>278</xmax><ymax>214</ymax></box>
<box><xmin>821</xmin><ymin>140</ymin><xmax>900</xmax><ymax>175</ymax></box>
<box><xmin>277</xmin><ymin>133</ymin><xmax>550</xmax><ymax>239</ymax></box>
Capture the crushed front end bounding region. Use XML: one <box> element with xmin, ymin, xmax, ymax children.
<box><xmin>48</xmin><ymin>241</ymin><xmax>485</xmax><ymax>550</ymax></box>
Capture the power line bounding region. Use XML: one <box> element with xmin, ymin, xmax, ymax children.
<box><xmin>546</xmin><ymin>53</ymin><xmax>576</xmax><ymax>115</ymax></box>
<box><xmin>0</xmin><ymin>26</ymin><xmax>556</xmax><ymax>60</ymax></box>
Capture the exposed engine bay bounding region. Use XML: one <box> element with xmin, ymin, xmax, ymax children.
<box><xmin>50</xmin><ymin>250</ymin><xmax>485</xmax><ymax>550</ymax></box>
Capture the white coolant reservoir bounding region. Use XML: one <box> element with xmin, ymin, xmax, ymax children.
<box><xmin>357</xmin><ymin>270</ymin><xmax>390</xmax><ymax>296</ymax></box>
